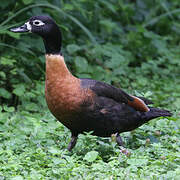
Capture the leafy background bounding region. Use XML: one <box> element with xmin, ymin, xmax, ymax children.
<box><xmin>0</xmin><ymin>0</ymin><xmax>180</xmax><ymax>179</ymax></box>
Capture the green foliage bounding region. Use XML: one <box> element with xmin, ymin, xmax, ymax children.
<box><xmin>0</xmin><ymin>0</ymin><xmax>180</xmax><ymax>179</ymax></box>
<box><xmin>0</xmin><ymin>106</ymin><xmax>179</xmax><ymax>179</ymax></box>
<box><xmin>0</xmin><ymin>0</ymin><xmax>179</xmax><ymax>105</ymax></box>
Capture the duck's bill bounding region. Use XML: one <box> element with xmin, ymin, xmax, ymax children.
<box><xmin>10</xmin><ymin>24</ymin><xmax>29</xmax><ymax>33</ymax></box>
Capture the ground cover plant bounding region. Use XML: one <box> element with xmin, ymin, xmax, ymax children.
<box><xmin>0</xmin><ymin>0</ymin><xmax>180</xmax><ymax>179</ymax></box>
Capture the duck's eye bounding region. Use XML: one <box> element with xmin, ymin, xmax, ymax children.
<box><xmin>33</xmin><ymin>20</ymin><xmax>45</xmax><ymax>26</ymax></box>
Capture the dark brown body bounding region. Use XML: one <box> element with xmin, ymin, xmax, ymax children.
<box><xmin>45</xmin><ymin>55</ymin><xmax>171</xmax><ymax>140</ymax></box>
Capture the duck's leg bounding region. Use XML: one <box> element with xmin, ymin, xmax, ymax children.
<box><xmin>116</xmin><ymin>133</ymin><xmax>124</xmax><ymax>146</ymax></box>
<box><xmin>116</xmin><ymin>133</ymin><xmax>130</xmax><ymax>156</ymax></box>
<box><xmin>67</xmin><ymin>133</ymin><xmax>78</xmax><ymax>151</ymax></box>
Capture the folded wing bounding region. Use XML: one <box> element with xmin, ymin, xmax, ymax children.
<box><xmin>80</xmin><ymin>78</ymin><xmax>150</xmax><ymax>112</ymax></box>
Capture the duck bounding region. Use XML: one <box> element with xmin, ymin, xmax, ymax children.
<box><xmin>10</xmin><ymin>15</ymin><xmax>172</xmax><ymax>151</ymax></box>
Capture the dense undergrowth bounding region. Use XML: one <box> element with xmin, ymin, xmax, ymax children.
<box><xmin>0</xmin><ymin>0</ymin><xmax>180</xmax><ymax>179</ymax></box>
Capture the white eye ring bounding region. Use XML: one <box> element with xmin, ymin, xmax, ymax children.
<box><xmin>32</xmin><ymin>20</ymin><xmax>45</xmax><ymax>26</ymax></box>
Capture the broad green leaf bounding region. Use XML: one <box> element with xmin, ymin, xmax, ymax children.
<box><xmin>100</xmin><ymin>20</ymin><xmax>116</xmax><ymax>33</ymax></box>
<box><xmin>67</xmin><ymin>44</ymin><xmax>81</xmax><ymax>54</ymax></box>
<box><xmin>25</xmin><ymin>103</ymin><xmax>39</xmax><ymax>111</ymax></box>
<box><xmin>10</xmin><ymin>176</ymin><xmax>24</xmax><ymax>180</ymax></box>
<box><xmin>75</xmin><ymin>56</ymin><xmax>88</xmax><ymax>73</ymax></box>
<box><xmin>0</xmin><ymin>0</ymin><xmax>12</xmax><ymax>8</ymax></box>
<box><xmin>3</xmin><ymin>105</ymin><xmax>15</xmax><ymax>112</ymax></box>
<box><xmin>0</xmin><ymin>57</ymin><xmax>16</xmax><ymax>66</ymax></box>
<box><xmin>105</xmin><ymin>54</ymin><xmax>125</xmax><ymax>68</ymax></box>
<box><xmin>127</xmin><ymin>158</ymin><xmax>148</xmax><ymax>167</ymax></box>
<box><xmin>0</xmin><ymin>71</ymin><xmax>6</xmax><ymax>78</ymax></box>
<box><xmin>99</xmin><ymin>0</ymin><xmax>116</xmax><ymax>13</ymax></box>
<box><xmin>0</xmin><ymin>88</ymin><xmax>11</xmax><ymax>99</ymax></box>
<box><xmin>48</xmin><ymin>147</ymin><xmax>61</xmax><ymax>155</ymax></box>
<box><xmin>22</xmin><ymin>0</ymin><xmax>33</xmax><ymax>5</ymax></box>
<box><xmin>63</xmin><ymin>4</ymin><xmax>74</xmax><ymax>11</ymax></box>
<box><xmin>83</xmin><ymin>151</ymin><xmax>98</xmax><ymax>162</ymax></box>
<box><xmin>13</xmin><ymin>84</ymin><xmax>26</xmax><ymax>96</ymax></box>
<box><xmin>52</xmin><ymin>157</ymin><xmax>66</xmax><ymax>165</ymax></box>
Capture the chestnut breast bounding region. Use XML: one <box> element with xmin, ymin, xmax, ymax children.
<box><xmin>45</xmin><ymin>55</ymin><xmax>95</xmax><ymax>126</ymax></box>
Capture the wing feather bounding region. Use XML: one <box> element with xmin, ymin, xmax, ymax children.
<box><xmin>80</xmin><ymin>78</ymin><xmax>150</xmax><ymax>112</ymax></box>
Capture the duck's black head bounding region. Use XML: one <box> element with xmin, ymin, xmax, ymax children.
<box><xmin>10</xmin><ymin>15</ymin><xmax>62</xmax><ymax>55</ymax></box>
